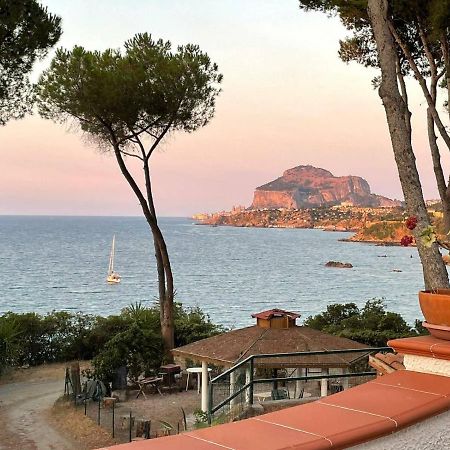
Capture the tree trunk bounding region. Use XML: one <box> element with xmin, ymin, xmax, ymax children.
<box><xmin>111</xmin><ymin>142</ymin><xmax>175</xmax><ymax>357</ymax></box>
<box><xmin>368</xmin><ymin>0</ymin><xmax>449</xmax><ymax>290</ymax></box>
<box><xmin>143</xmin><ymin>161</ymin><xmax>174</xmax><ymax>359</ymax></box>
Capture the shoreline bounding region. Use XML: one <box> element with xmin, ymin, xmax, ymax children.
<box><xmin>195</xmin><ymin>221</ymin><xmax>403</xmax><ymax>246</ymax></box>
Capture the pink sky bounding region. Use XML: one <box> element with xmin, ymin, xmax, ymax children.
<box><xmin>1</xmin><ymin>0</ymin><xmax>449</xmax><ymax>216</ymax></box>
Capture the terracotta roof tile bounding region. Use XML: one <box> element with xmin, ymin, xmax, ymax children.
<box><xmin>369</xmin><ymin>352</ymin><xmax>405</xmax><ymax>375</ymax></box>
<box><xmin>190</xmin><ymin>417</ymin><xmax>330</xmax><ymax>449</ymax></box>
<box><xmin>251</xmin><ymin>309</ymin><xmax>300</xmax><ymax>320</ymax></box>
<box><xmin>260</xmin><ymin>402</ymin><xmax>395</xmax><ymax>449</ymax></box>
<box><xmin>172</xmin><ymin>326</ymin><xmax>368</xmax><ymax>368</ymax></box>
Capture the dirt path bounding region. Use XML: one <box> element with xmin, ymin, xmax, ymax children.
<box><xmin>0</xmin><ymin>379</ymin><xmax>76</xmax><ymax>450</ymax></box>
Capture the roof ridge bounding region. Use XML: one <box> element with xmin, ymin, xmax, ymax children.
<box><xmin>237</xmin><ymin>328</ymin><xmax>269</xmax><ymax>361</ymax></box>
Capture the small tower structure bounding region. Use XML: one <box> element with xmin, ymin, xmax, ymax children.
<box><xmin>251</xmin><ymin>308</ymin><xmax>300</xmax><ymax>329</ymax></box>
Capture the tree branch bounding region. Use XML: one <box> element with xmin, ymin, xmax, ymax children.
<box><xmin>417</xmin><ymin>19</ymin><xmax>437</xmax><ymax>78</ymax></box>
<box><xmin>120</xmin><ymin>150</ymin><xmax>143</xmax><ymax>160</ymax></box>
<box><xmin>146</xmin><ymin>120</ymin><xmax>174</xmax><ymax>161</ymax></box>
<box><xmin>395</xmin><ymin>54</ymin><xmax>411</xmax><ymax>133</ymax></box>
<box><xmin>389</xmin><ymin>21</ymin><xmax>450</xmax><ymax>152</ymax></box>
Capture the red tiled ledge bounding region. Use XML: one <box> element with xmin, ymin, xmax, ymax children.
<box><xmin>388</xmin><ymin>335</ymin><xmax>450</xmax><ymax>360</ymax></box>
<box><xmin>102</xmin><ymin>370</ymin><xmax>450</xmax><ymax>450</ymax></box>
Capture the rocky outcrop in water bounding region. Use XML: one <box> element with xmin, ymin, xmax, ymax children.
<box><xmin>251</xmin><ymin>165</ymin><xmax>401</xmax><ymax>209</ymax></box>
<box><xmin>325</xmin><ymin>261</ymin><xmax>353</xmax><ymax>268</ymax></box>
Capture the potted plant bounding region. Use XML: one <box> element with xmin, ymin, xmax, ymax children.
<box><xmin>401</xmin><ymin>216</ymin><xmax>450</xmax><ymax>339</ymax></box>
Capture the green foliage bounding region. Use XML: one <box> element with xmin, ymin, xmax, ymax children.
<box><xmin>361</xmin><ymin>221</ymin><xmax>402</xmax><ymax>239</ymax></box>
<box><xmin>173</xmin><ymin>303</ymin><xmax>224</xmax><ymax>347</ymax></box>
<box><xmin>92</xmin><ymin>323</ymin><xmax>163</xmax><ymax>383</ymax></box>
<box><xmin>304</xmin><ymin>299</ymin><xmax>422</xmax><ymax>346</ymax></box>
<box><xmin>0</xmin><ymin>0</ymin><xmax>61</xmax><ymax>124</ymax></box>
<box><xmin>37</xmin><ymin>32</ymin><xmax>222</xmax><ymax>147</ymax></box>
<box><xmin>420</xmin><ymin>225</ymin><xmax>437</xmax><ymax>248</ymax></box>
<box><xmin>299</xmin><ymin>0</ymin><xmax>450</xmax><ymax>82</ymax></box>
<box><xmin>0</xmin><ymin>303</ymin><xmax>222</xmax><ymax>377</ymax></box>
<box><xmin>0</xmin><ymin>315</ymin><xmax>22</xmax><ymax>373</ymax></box>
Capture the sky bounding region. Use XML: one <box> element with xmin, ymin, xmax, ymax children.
<box><xmin>1</xmin><ymin>0</ymin><xmax>449</xmax><ymax>216</ymax></box>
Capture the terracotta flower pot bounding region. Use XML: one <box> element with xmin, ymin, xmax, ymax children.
<box><xmin>419</xmin><ymin>289</ymin><xmax>450</xmax><ymax>327</ymax></box>
<box><xmin>422</xmin><ymin>321</ymin><xmax>450</xmax><ymax>340</ymax></box>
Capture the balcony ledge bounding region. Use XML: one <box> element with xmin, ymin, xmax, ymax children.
<box><xmin>101</xmin><ymin>369</ymin><xmax>450</xmax><ymax>449</ymax></box>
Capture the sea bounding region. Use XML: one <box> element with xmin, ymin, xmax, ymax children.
<box><xmin>0</xmin><ymin>216</ymin><xmax>429</xmax><ymax>328</ymax></box>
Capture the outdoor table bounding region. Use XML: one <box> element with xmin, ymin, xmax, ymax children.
<box><xmin>185</xmin><ymin>367</ymin><xmax>212</xmax><ymax>393</ymax></box>
<box><xmin>254</xmin><ymin>390</ymin><xmax>312</xmax><ymax>402</ymax></box>
<box><xmin>136</xmin><ymin>376</ymin><xmax>163</xmax><ymax>399</ymax></box>
<box><xmin>254</xmin><ymin>391</ymin><xmax>273</xmax><ymax>402</ymax></box>
<box><xmin>159</xmin><ymin>364</ymin><xmax>181</xmax><ymax>391</ymax></box>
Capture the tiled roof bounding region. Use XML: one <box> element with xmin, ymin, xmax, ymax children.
<box><xmin>251</xmin><ymin>309</ymin><xmax>300</xmax><ymax>320</ymax></box>
<box><xmin>172</xmin><ymin>325</ymin><xmax>367</xmax><ymax>368</ymax></box>
<box><xmin>101</xmin><ymin>370</ymin><xmax>450</xmax><ymax>449</ymax></box>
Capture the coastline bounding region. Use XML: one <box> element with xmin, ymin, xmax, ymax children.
<box><xmin>193</xmin><ymin>206</ymin><xmax>411</xmax><ymax>245</ymax></box>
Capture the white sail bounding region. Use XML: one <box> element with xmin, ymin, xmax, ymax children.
<box><xmin>107</xmin><ymin>235</ymin><xmax>121</xmax><ymax>283</ymax></box>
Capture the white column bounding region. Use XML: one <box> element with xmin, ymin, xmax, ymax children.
<box><xmin>320</xmin><ymin>368</ymin><xmax>329</xmax><ymax>397</ymax></box>
<box><xmin>245</xmin><ymin>367</ymin><xmax>251</xmax><ymax>404</ymax></box>
<box><xmin>342</xmin><ymin>368</ymin><xmax>349</xmax><ymax>390</ymax></box>
<box><xmin>295</xmin><ymin>368</ymin><xmax>305</xmax><ymax>397</ymax></box>
<box><xmin>230</xmin><ymin>370</ymin><xmax>237</xmax><ymax>406</ymax></box>
<box><xmin>201</xmin><ymin>361</ymin><xmax>209</xmax><ymax>412</ymax></box>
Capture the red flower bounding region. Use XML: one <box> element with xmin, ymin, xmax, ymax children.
<box><xmin>405</xmin><ymin>216</ymin><xmax>417</xmax><ymax>230</ymax></box>
<box><xmin>400</xmin><ymin>235</ymin><xmax>414</xmax><ymax>247</ymax></box>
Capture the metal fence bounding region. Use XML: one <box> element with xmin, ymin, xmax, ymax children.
<box><xmin>72</xmin><ymin>396</ymin><xmax>188</xmax><ymax>442</ymax></box>
<box><xmin>208</xmin><ymin>346</ymin><xmax>392</xmax><ymax>424</ymax></box>
<box><xmin>64</xmin><ymin>374</ymin><xmax>187</xmax><ymax>442</ymax></box>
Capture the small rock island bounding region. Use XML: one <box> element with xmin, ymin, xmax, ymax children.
<box><xmin>325</xmin><ymin>261</ymin><xmax>353</xmax><ymax>268</ymax></box>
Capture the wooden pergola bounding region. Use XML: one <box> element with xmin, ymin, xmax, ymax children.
<box><xmin>172</xmin><ymin>309</ymin><xmax>368</xmax><ymax>410</ymax></box>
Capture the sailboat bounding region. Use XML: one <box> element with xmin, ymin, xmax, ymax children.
<box><xmin>107</xmin><ymin>235</ymin><xmax>121</xmax><ymax>284</ymax></box>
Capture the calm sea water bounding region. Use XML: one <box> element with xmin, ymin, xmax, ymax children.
<box><xmin>0</xmin><ymin>216</ymin><xmax>428</xmax><ymax>328</ymax></box>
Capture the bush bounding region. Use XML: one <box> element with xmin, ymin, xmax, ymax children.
<box><xmin>0</xmin><ymin>302</ymin><xmax>223</xmax><ymax>376</ymax></box>
<box><xmin>174</xmin><ymin>303</ymin><xmax>224</xmax><ymax>347</ymax></box>
<box><xmin>92</xmin><ymin>323</ymin><xmax>163</xmax><ymax>383</ymax></box>
<box><xmin>304</xmin><ymin>299</ymin><xmax>424</xmax><ymax>346</ymax></box>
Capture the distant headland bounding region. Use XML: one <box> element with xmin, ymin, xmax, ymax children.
<box><xmin>251</xmin><ymin>165</ymin><xmax>402</xmax><ymax>209</ymax></box>
<box><xmin>193</xmin><ymin>165</ymin><xmax>443</xmax><ymax>245</ymax></box>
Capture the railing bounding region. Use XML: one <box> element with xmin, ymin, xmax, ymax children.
<box><xmin>208</xmin><ymin>346</ymin><xmax>392</xmax><ymax>424</ymax></box>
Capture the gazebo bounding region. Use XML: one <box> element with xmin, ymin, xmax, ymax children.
<box><xmin>172</xmin><ymin>309</ymin><xmax>368</xmax><ymax>411</ymax></box>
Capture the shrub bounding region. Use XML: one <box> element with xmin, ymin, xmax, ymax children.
<box><xmin>0</xmin><ymin>302</ymin><xmax>223</xmax><ymax>375</ymax></box>
<box><xmin>92</xmin><ymin>323</ymin><xmax>163</xmax><ymax>383</ymax></box>
<box><xmin>304</xmin><ymin>299</ymin><xmax>424</xmax><ymax>346</ymax></box>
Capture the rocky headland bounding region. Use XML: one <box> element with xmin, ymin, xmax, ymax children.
<box><xmin>251</xmin><ymin>165</ymin><xmax>402</xmax><ymax>209</ymax></box>
<box><xmin>193</xmin><ymin>165</ymin><xmax>444</xmax><ymax>245</ymax></box>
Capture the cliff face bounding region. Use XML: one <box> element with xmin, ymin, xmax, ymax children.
<box><xmin>251</xmin><ymin>165</ymin><xmax>401</xmax><ymax>209</ymax></box>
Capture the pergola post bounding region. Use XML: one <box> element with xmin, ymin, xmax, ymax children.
<box><xmin>342</xmin><ymin>368</ymin><xmax>349</xmax><ymax>390</ymax></box>
<box><xmin>230</xmin><ymin>370</ymin><xmax>237</xmax><ymax>406</ymax></box>
<box><xmin>245</xmin><ymin>366</ymin><xmax>251</xmax><ymax>404</ymax></box>
<box><xmin>295</xmin><ymin>368</ymin><xmax>305</xmax><ymax>397</ymax></box>
<box><xmin>320</xmin><ymin>368</ymin><xmax>329</xmax><ymax>397</ymax></box>
<box><xmin>201</xmin><ymin>361</ymin><xmax>209</xmax><ymax>412</ymax></box>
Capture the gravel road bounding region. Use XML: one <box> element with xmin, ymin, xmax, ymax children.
<box><xmin>0</xmin><ymin>379</ymin><xmax>76</xmax><ymax>450</ymax></box>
